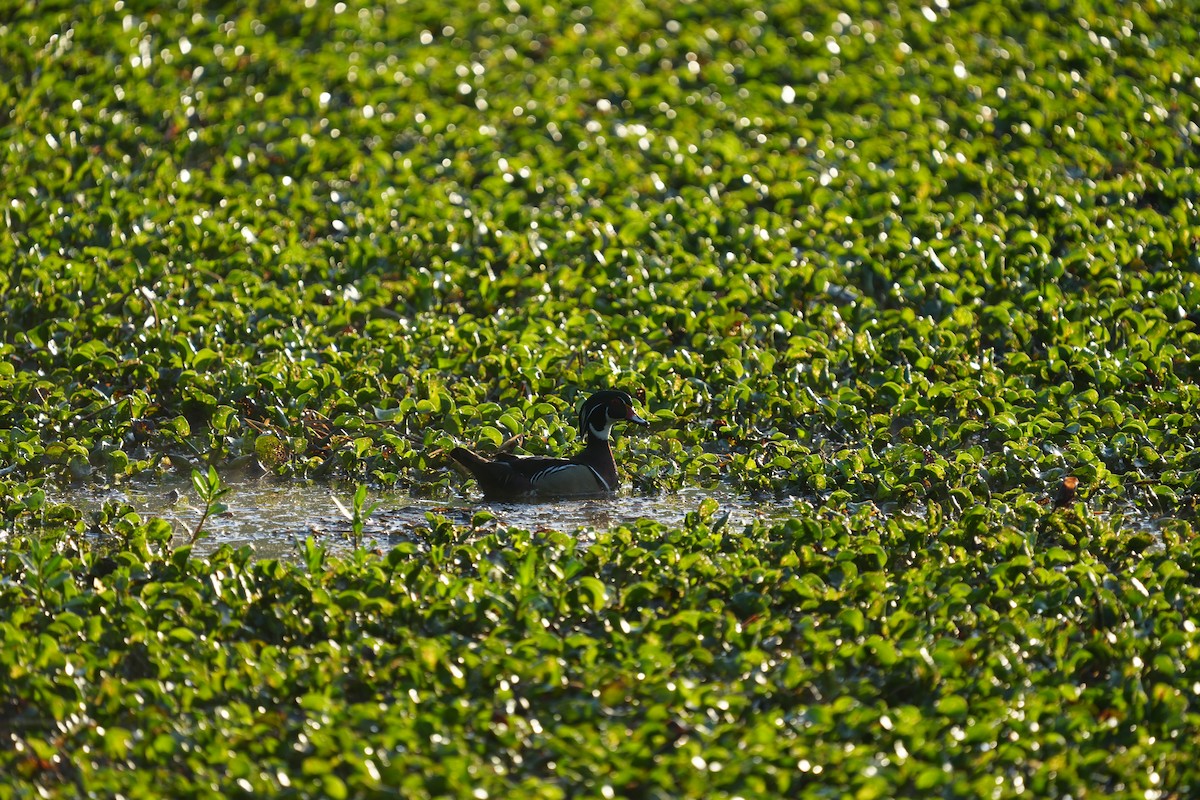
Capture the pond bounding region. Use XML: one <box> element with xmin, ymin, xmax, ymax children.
<box><xmin>48</xmin><ymin>477</ymin><xmax>803</xmax><ymax>560</ymax></box>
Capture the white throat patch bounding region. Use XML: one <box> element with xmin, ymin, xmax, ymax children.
<box><xmin>589</xmin><ymin>421</ymin><xmax>613</xmax><ymax>440</ymax></box>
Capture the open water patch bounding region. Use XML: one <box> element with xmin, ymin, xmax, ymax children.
<box><xmin>49</xmin><ymin>478</ymin><xmax>795</xmax><ymax>560</ymax></box>
<box><xmin>47</xmin><ymin>479</ymin><xmax>1185</xmax><ymax>561</ymax></box>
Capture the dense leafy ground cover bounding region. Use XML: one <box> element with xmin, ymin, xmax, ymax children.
<box><xmin>3</xmin><ymin>508</ymin><xmax>1199</xmax><ymax>798</ymax></box>
<box><xmin>2</xmin><ymin>0</ymin><xmax>1199</xmax><ymax>796</ymax></box>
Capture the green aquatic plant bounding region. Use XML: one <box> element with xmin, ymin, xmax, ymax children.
<box><xmin>0</xmin><ymin>0</ymin><xmax>1199</xmax><ymax>794</ymax></box>
<box><xmin>187</xmin><ymin>466</ymin><xmax>230</xmax><ymax>544</ymax></box>
<box><xmin>331</xmin><ymin>484</ymin><xmax>381</xmax><ymax>550</ymax></box>
<box><xmin>0</xmin><ymin>509</ymin><xmax>1198</xmax><ymax>797</ymax></box>
<box><xmin>0</xmin><ymin>0</ymin><xmax>1195</xmax><ymax>512</ymax></box>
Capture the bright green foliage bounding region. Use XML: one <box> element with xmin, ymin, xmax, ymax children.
<box><xmin>0</xmin><ymin>0</ymin><xmax>1197</xmax><ymax>508</ymax></box>
<box><xmin>333</xmin><ymin>483</ymin><xmax>383</xmax><ymax>549</ymax></box>
<box><xmin>3</xmin><ymin>0</ymin><xmax>1200</xmax><ymax>795</ymax></box>
<box><xmin>2</xmin><ymin>509</ymin><xmax>1200</xmax><ymax>797</ymax></box>
<box><xmin>188</xmin><ymin>465</ymin><xmax>230</xmax><ymax>542</ymax></box>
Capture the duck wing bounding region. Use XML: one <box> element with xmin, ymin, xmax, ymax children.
<box><xmin>496</xmin><ymin>453</ymin><xmax>611</xmax><ymax>495</ymax></box>
<box><xmin>451</xmin><ymin>449</ymin><xmax>610</xmax><ymax>498</ymax></box>
<box><xmin>450</xmin><ymin>447</ymin><xmax>537</xmax><ymax>497</ymax></box>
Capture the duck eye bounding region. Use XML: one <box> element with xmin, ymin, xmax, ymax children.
<box><xmin>609</xmin><ymin>399</ymin><xmax>624</xmax><ymax>415</ymax></box>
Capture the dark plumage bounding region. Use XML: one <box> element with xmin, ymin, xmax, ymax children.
<box><xmin>450</xmin><ymin>390</ymin><xmax>648</xmax><ymax>499</ymax></box>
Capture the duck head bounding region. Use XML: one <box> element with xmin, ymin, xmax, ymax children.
<box><xmin>578</xmin><ymin>390</ymin><xmax>649</xmax><ymax>441</ymax></box>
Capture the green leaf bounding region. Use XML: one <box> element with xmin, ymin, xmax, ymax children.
<box><xmin>936</xmin><ymin>695</ymin><xmax>969</xmax><ymax>719</ymax></box>
<box><xmin>575</xmin><ymin>576</ymin><xmax>608</xmax><ymax>612</ymax></box>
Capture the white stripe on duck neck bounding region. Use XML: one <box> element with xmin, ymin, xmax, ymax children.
<box><xmin>589</xmin><ymin>421</ymin><xmax>614</xmax><ymax>441</ymax></box>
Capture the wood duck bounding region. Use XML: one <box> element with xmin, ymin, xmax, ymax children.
<box><xmin>450</xmin><ymin>390</ymin><xmax>648</xmax><ymax>499</ymax></box>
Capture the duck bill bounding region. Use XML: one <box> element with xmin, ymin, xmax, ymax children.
<box><xmin>627</xmin><ymin>410</ymin><xmax>649</xmax><ymax>426</ymax></box>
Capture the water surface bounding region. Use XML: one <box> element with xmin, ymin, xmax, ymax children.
<box><xmin>52</xmin><ymin>478</ymin><xmax>794</xmax><ymax>560</ymax></box>
<box><xmin>48</xmin><ymin>478</ymin><xmax>1182</xmax><ymax>561</ymax></box>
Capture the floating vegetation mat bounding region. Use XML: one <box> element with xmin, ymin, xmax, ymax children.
<box><xmin>2</xmin><ymin>0</ymin><xmax>1199</xmax><ymax>795</ymax></box>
